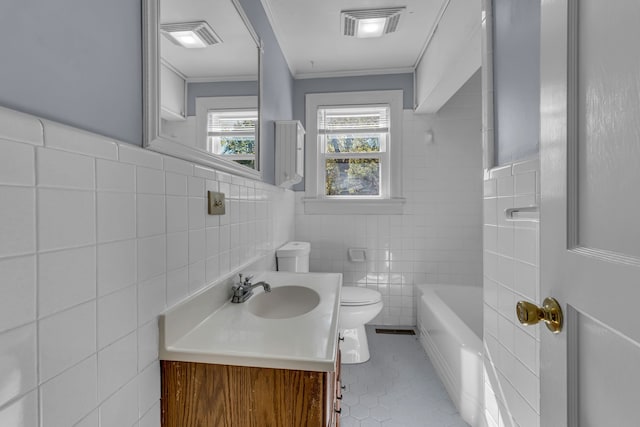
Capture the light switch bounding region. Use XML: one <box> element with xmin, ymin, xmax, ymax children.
<box><xmin>207</xmin><ymin>191</ymin><xmax>225</xmax><ymax>215</ymax></box>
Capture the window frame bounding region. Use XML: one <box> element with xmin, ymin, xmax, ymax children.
<box><xmin>195</xmin><ymin>96</ymin><xmax>258</xmax><ymax>167</ymax></box>
<box><xmin>304</xmin><ymin>90</ymin><xmax>405</xmax><ymax>214</ymax></box>
<box><xmin>206</xmin><ymin>109</ymin><xmax>257</xmax><ymax>167</ymax></box>
<box><xmin>319</xmin><ymin>104</ymin><xmax>390</xmax><ymax>198</ymax></box>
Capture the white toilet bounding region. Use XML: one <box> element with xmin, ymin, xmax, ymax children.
<box><xmin>276</xmin><ymin>242</ymin><xmax>383</xmax><ymax>364</ymax></box>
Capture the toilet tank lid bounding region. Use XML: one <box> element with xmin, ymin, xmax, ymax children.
<box><xmin>341</xmin><ymin>286</ymin><xmax>382</xmax><ymax>305</ymax></box>
<box><xmin>276</xmin><ymin>241</ymin><xmax>310</xmax><ymax>257</ymax></box>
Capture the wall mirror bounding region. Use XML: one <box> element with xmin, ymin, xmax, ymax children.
<box><xmin>143</xmin><ymin>0</ymin><xmax>262</xmax><ymax>179</ymax></box>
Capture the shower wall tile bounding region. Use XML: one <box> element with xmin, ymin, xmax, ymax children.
<box><xmin>0</xmin><ymin>323</ymin><xmax>37</xmax><ymax>407</ymax></box>
<box><xmin>38</xmin><ymin>301</ymin><xmax>96</xmax><ymax>383</ymax></box>
<box><xmin>0</xmin><ymin>255</ymin><xmax>36</xmax><ymax>333</ymax></box>
<box><xmin>165</xmin><ymin>171</ymin><xmax>188</xmax><ymax>196</ymax></box>
<box><xmin>39</xmin><ymin>355</ymin><xmax>98</xmax><ymax>427</ymax></box>
<box><xmin>483</xmin><ymin>158</ymin><xmax>541</xmax><ymax>427</ymax></box>
<box><xmin>97</xmin><ymin>239</ymin><xmax>137</xmax><ymax>296</ymax></box>
<box><xmin>0</xmin><ymin>140</ymin><xmax>35</xmax><ymax>186</ymax></box>
<box><xmin>0</xmin><ymin>107</ymin><xmax>294</xmax><ymax>426</ymax></box>
<box><xmin>97</xmin><ymin>192</ymin><xmax>136</xmax><ymax>242</ymax></box>
<box><xmin>98</xmin><ymin>377</ymin><xmax>139</xmax><ymax>427</ymax></box>
<box><xmin>0</xmin><ymin>186</ymin><xmax>36</xmax><ymax>257</ymax></box>
<box><xmin>295</xmin><ymin>84</ymin><xmax>483</xmax><ymax>326</ymax></box>
<box><xmin>138</xmin><ymin>363</ymin><xmax>160</xmax><ymax>418</ymax></box>
<box><xmin>97</xmin><ymin>285</ymin><xmax>137</xmax><ymax>349</ymax></box>
<box><xmin>97</xmin><ymin>332</ymin><xmax>138</xmax><ymax>402</ymax></box>
<box><xmin>0</xmin><ymin>390</ymin><xmax>38</xmax><ymax>427</ymax></box>
<box><xmin>96</xmin><ymin>159</ymin><xmax>135</xmax><ymax>192</ymax></box>
<box><xmin>38</xmin><ymin>246</ymin><xmax>96</xmax><ymax>317</ymax></box>
<box><xmin>0</xmin><ymin>106</ymin><xmax>43</xmax><ymax>146</ymax></box>
<box><xmin>36</xmin><ymin>147</ymin><xmax>95</xmax><ymax>190</ymax></box>
<box><xmin>43</xmin><ymin>121</ymin><xmax>117</xmax><ymax>160</ymax></box>
<box><xmin>38</xmin><ymin>188</ymin><xmax>95</xmax><ymax>251</ymax></box>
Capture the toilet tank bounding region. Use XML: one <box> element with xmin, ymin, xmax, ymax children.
<box><xmin>276</xmin><ymin>241</ymin><xmax>310</xmax><ymax>272</ymax></box>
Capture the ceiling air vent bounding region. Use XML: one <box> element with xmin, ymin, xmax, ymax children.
<box><xmin>341</xmin><ymin>7</ymin><xmax>406</xmax><ymax>38</ymax></box>
<box><xmin>161</xmin><ymin>21</ymin><xmax>222</xmax><ymax>48</ymax></box>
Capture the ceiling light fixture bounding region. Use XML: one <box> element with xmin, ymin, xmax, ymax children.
<box><xmin>341</xmin><ymin>7</ymin><xmax>406</xmax><ymax>38</ymax></box>
<box><xmin>161</xmin><ymin>21</ymin><xmax>221</xmax><ymax>49</ymax></box>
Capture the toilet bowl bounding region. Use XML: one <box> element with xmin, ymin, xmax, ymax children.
<box><xmin>339</xmin><ymin>286</ymin><xmax>383</xmax><ymax>364</ymax></box>
<box><xmin>276</xmin><ymin>242</ymin><xmax>384</xmax><ymax>364</ymax></box>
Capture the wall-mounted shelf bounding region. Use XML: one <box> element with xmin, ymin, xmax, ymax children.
<box><xmin>275</xmin><ymin>120</ymin><xmax>305</xmax><ymax>188</ymax></box>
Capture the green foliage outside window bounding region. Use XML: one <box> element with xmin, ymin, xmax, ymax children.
<box><xmin>326</xmin><ymin>158</ymin><xmax>379</xmax><ymax>195</ymax></box>
<box><xmin>219</xmin><ymin>136</ymin><xmax>254</xmax><ymax>155</ymax></box>
<box><xmin>324</xmin><ymin>134</ymin><xmax>382</xmax><ymax>196</ymax></box>
<box><xmin>326</xmin><ymin>135</ymin><xmax>380</xmax><ymax>153</ymax></box>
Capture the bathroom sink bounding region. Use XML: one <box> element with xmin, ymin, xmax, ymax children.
<box><xmin>248</xmin><ymin>286</ymin><xmax>320</xmax><ymax>319</ymax></box>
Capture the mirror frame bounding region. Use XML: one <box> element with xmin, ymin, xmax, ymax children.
<box><xmin>142</xmin><ymin>0</ymin><xmax>263</xmax><ymax>180</ymax></box>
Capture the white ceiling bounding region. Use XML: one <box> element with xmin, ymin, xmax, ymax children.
<box><xmin>261</xmin><ymin>0</ymin><xmax>445</xmax><ymax>78</ymax></box>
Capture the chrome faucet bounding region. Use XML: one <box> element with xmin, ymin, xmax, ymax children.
<box><xmin>231</xmin><ymin>274</ymin><xmax>272</xmax><ymax>303</ymax></box>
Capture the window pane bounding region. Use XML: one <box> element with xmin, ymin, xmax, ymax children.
<box><xmin>325</xmin><ymin>158</ymin><xmax>380</xmax><ymax>196</ymax></box>
<box><xmin>325</xmin><ymin>134</ymin><xmax>381</xmax><ymax>153</ymax></box>
<box><xmin>209</xmin><ymin>136</ymin><xmax>255</xmax><ymax>155</ymax></box>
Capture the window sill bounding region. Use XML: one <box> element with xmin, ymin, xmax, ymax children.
<box><xmin>302</xmin><ymin>197</ymin><xmax>405</xmax><ymax>215</ymax></box>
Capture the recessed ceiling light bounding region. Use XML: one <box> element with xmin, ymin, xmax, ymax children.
<box><xmin>341</xmin><ymin>7</ymin><xmax>406</xmax><ymax>38</ymax></box>
<box><xmin>161</xmin><ymin>21</ymin><xmax>221</xmax><ymax>49</ymax></box>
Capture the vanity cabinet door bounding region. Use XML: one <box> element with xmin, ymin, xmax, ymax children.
<box><xmin>161</xmin><ymin>361</ymin><xmax>326</xmax><ymax>427</ymax></box>
<box><xmin>324</xmin><ymin>348</ymin><xmax>342</xmax><ymax>427</ymax></box>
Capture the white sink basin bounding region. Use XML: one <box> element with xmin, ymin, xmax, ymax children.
<box><xmin>248</xmin><ymin>285</ymin><xmax>321</xmax><ymax>319</ymax></box>
<box><xmin>160</xmin><ymin>271</ymin><xmax>342</xmax><ymax>372</ymax></box>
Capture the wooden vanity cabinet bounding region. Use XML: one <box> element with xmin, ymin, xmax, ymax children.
<box><xmin>161</xmin><ymin>352</ymin><xmax>342</xmax><ymax>427</ymax></box>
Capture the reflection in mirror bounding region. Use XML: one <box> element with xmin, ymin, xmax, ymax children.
<box><xmin>144</xmin><ymin>0</ymin><xmax>262</xmax><ymax>178</ymax></box>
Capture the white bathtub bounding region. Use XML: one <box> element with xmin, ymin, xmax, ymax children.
<box><xmin>416</xmin><ymin>284</ymin><xmax>483</xmax><ymax>426</ymax></box>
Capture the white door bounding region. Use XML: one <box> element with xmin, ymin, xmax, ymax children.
<box><xmin>538</xmin><ymin>0</ymin><xmax>640</xmax><ymax>425</ymax></box>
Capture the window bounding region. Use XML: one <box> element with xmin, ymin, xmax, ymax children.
<box><xmin>305</xmin><ymin>90</ymin><xmax>404</xmax><ymax>214</ymax></box>
<box><xmin>319</xmin><ymin>105</ymin><xmax>389</xmax><ymax>197</ymax></box>
<box><xmin>207</xmin><ymin>109</ymin><xmax>257</xmax><ymax>168</ymax></box>
<box><xmin>195</xmin><ymin>96</ymin><xmax>259</xmax><ymax>172</ymax></box>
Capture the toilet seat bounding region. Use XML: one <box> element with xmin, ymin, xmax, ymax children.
<box><xmin>340</xmin><ymin>287</ymin><xmax>382</xmax><ymax>306</ymax></box>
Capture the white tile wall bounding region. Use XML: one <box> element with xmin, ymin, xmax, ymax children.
<box><xmin>0</xmin><ymin>106</ymin><xmax>294</xmax><ymax>426</ymax></box>
<box><xmin>294</xmin><ymin>75</ymin><xmax>483</xmax><ymax>326</ymax></box>
<box><xmin>483</xmin><ymin>158</ymin><xmax>540</xmax><ymax>427</ymax></box>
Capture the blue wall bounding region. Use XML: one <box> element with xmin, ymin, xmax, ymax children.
<box><xmin>293</xmin><ymin>73</ymin><xmax>414</xmax><ymax>124</ymax></box>
<box><xmin>239</xmin><ymin>0</ymin><xmax>294</xmax><ymax>185</ymax></box>
<box><xmin>493</xmin><ymin>0</ymin><xmax>540</xmax><ymax>165</ymax></box>
<box><xmin>0</xmin><ymin>0</ymin><xmax>142</xmax><ymax>145</ymax></box>
<box><xmin>186</xmin><ymin>81</ymin><xmax>258</xmax><ymax>116</ymax></box>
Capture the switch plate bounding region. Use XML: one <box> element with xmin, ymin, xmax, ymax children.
<box><xmin>207</xmin><ymin>191</ymin><xmax>225</xmax><ymax>215</ymax></box>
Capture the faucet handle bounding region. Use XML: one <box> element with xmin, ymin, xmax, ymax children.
<box><xmin>243</xmin><ymin>275</ymin><xmax>254</xmax><ymax>285</ymax></box>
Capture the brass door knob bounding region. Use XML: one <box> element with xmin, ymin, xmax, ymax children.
<box><xmin>516</xmin><ymin>297</ymin><xmax>563</xmax><ymax>334</ymax></box>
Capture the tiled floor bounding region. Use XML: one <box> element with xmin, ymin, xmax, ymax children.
<box><xmin>339</xmin><ymin>326</ymin><xmax>469</xmax><ymax>427</ymax></box>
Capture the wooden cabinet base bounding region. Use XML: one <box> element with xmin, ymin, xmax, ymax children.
<box><xmin>161</xmin><ymin>361</ymin><xmax>336</xmax><ymax>427</ymax></box>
